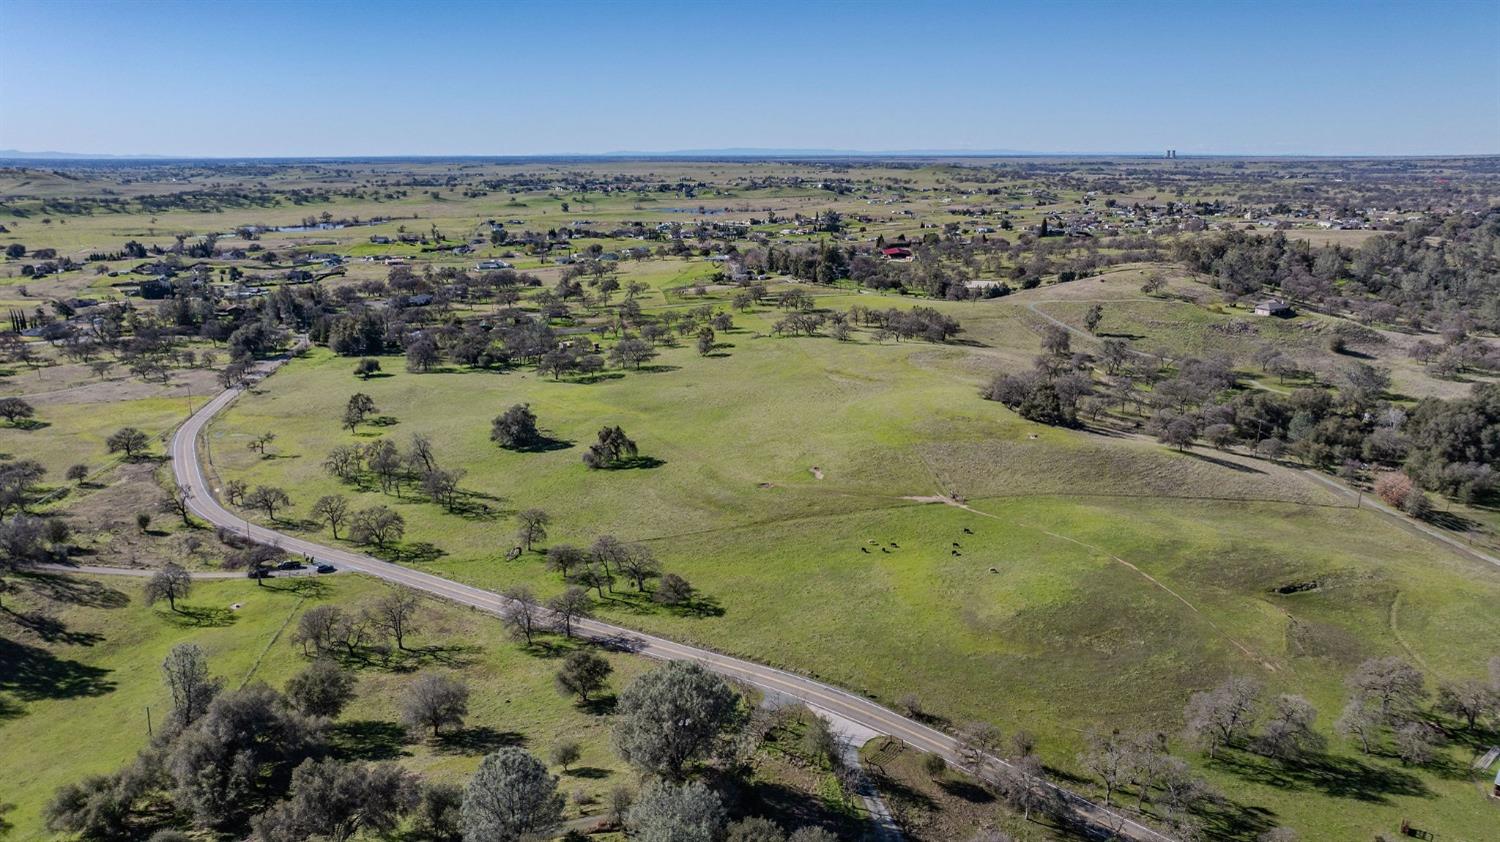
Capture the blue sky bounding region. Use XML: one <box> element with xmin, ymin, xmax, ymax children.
<box><xmin>1</xmin><ymin>0</ymin><xmax>1496</xmax><ymax>156</ymax></box>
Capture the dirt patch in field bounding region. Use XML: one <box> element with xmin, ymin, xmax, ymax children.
<box><xmin>56</xmin><ymin>461</ymin><xmax>229</xmax><ymax>571</ymax></box>
<box><xmin>809</xmin><ymin>466</ymin><xmax>824</xmax><ymax>480</ymax></box>
<box><xmin>900</xmin><ymin>494</ymin><xmax>958</xmax><ymax>505</ymax></box>
<box><xmin>19</xmin><ymin>367</ymin><xmax>220</xmax><ymax>406</ymax></box>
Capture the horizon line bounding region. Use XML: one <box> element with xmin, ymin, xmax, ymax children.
<box><xmin>3</xmin><ymin>148</ymin><xmax>1499</xmax><ymax>163</ymax></box>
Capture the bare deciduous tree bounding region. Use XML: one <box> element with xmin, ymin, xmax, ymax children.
<box><xmin>515</xmin><ymin>508</ymin><xmax>550</xmax><ymax>552</ymax></box>
<box><xmin>310</xmin><ymin>495</ymin><xmax>350</xmax><ymax>539</ymax></box>
<box><xmin>1183</xmin><ymin>676</ymin><xmax>1262</xmax><ymax>757</ymax></box>
<box><xmin>1256</xmin><ymin>694</ymin><xmax>1323</xmax><ymax>761</ymax></box>
<box><xmin>143</xmin><ymin>562</ymin><xmax>193</xmax><ymax>612</ymax></box>
<box><xmin>1348</xmin><ymin>657</ymin><xmax>1425</xmax><ymax>722</ymax></box>
<box><xmin>1077</xmin><ymin>730</ymin><xmax>1130</xmax><ymax>807</ymax></box>
<box><xmin>546</xmin><ymin>586</ymin><xmax>593</xmax><ymax>638</ymax></box>
<box><xmin>372</xmin><ymin>587</ymin><xmax>421</xmax><ymax>651</ymax></box>
<box><xmin>502</xmin><ymin>586</ymin><xmax>543</xmax><ymax>645</ymax></box>
<box><xmin>954</xmin><ymin>720</ymin><xmax>1002</xmax><ymax>775</ymax></box>
<box><xmin>401</xmin><ymin>672</ymin><xmax>469</xmax><ymax>737</ymax></box>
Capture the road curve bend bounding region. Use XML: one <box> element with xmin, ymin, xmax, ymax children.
<box><xmin>171</xmin><ymin>367</ymin><xmax>1172</xmax><ymax>842</ymax></box>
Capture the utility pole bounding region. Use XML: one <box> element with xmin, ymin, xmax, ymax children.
<box><xmin>146</xmin><ymin>705</ymin><xmax>152</xmax><ymax>737</ymax></box>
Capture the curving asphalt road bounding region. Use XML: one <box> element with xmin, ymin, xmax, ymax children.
<box><xmin>170</xmin><ymin>363</ymin><xmax>1172</xmax><ymax>842</ymax></box>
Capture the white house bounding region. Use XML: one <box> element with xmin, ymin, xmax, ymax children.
<box><xmin>1253</xmin><ymin>299</ymin><xmax>1294</xmax><ymax>317</ymax></box>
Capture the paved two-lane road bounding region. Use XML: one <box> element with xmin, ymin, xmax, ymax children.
<box><xmin>170</xmin><ymin>367</ymin><xmax>1171</xmax><ymax>842</ymax></box>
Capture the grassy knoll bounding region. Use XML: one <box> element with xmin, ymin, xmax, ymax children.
<box><xmin>0</xmin><ymin>572</ymin><xmax>647</xmax><ymax>841</ymax></box>
<box><xmin>433</xmin><ymin>497</ymin><xmax>1500</xmax><ymax>840</ymax></box>
<box><xmin>205</xmin><ymin>296</ymin><xmax>1324</xmax><ymax>560</ymax></box>
<box><xmin>203</xmin><ymin>294</ymin><xmax>1500</xmax><ymax>839</ymax></box>
<box><xmin>1014</xmin><ymin>268</ymin><xmax>1495</xmax><ymax>402</ymax></box>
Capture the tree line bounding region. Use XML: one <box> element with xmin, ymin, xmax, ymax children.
<box><xmin>44</xmin><ymin>588</ymin><xmax>852</xmax><ymax>842</ymax></box>
<box><xmin>984</xmin><ymin>313</ymin><xmax>1499</xmax><ymax>507</ymax></box>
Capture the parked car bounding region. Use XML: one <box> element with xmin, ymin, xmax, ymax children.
<box><xmin>276</xmin><ymin>560</ymin><xmax>305</xmax><ymax>571</ymax></box>
<box><xmin>246</xmin><ymin>569</ymin><xmax>271</xmax><ymax>579</ymax></box>
<box><xmin>316</xmin><ymin>564</ymin><xmax>336</xmax><ymax>574</ymax></box>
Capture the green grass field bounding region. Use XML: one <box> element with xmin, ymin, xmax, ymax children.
<box><xmin>197</xmin><ymin>289</ymin><xmax>1500</xmax><ymax>840</ymax></box>
<box><xmin>6</xmin><ymin>159</ymin><xmax>1499</xmax><ymax>840</ymax></box>
<box><xmin>0</xmin><ymin>572</ymin><xmax>648</xmax><ymax>841</ymax></box>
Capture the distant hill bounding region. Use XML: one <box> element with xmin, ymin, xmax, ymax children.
<box><xmin>0</xmin><ymin>149</ymin><xmax>168</xmax><ymax>160</ymax></box>
<box><xmin>0</xmin><ymin>147</ymin><xmax>1051</xmax><ymax>161</ymax></box>
<box><xmin>600</xmin><ymin>147</ymin><xmax>1045</xmax><ymax>157</ymax></box>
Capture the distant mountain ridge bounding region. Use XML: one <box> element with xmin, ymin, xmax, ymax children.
<box><xmin>598</xmin><ymin>147</ymin><xmax>1046</xmax><ymax>157</ymax></box>
<box><xmin>0</xmin><ymin>149</ymin><xmax>172</xmax><ymax>160</ymax></box>
<box><xmin>0</xmin><ymin>146</ymin><xmax>1080</xmax><ymax>161</ymax></box>
<box><xmin>4</xmin><ymin>147</ymin><xmax>1490</xmax><ymax>161</ymax></box>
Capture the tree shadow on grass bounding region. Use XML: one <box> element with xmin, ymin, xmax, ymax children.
<box><xmin>508</xmin><ymin>436</ymin><xmax>574</xmax><ymax>454</ymax></box>
<box><xmin>600</xmin><ymin>456</ymin><xmax>665</xmax><ymax>471</ymax></box>
<box><xmin>157</xmin><ymin>604</ymin><xmax>237</xmax><ymax>628</ymax></box>
<box><xmin>1414</xmin><ymin>752</ymin><xmax>1473</xmax><ymax>782</ymax></box>
<box><xmin>562</xmin><ymin>766</ymin><xmax>611</xmax><ymax>780</ymax></box>
<box><xmin>578</xmin><ymin>694</ymin><xmax>618</xmax><ymax>717</ymax></box>
<box><xmin>390</xmin><ymin>542</ymin><xmax>447</xmax><ymax>564</ymax></box>
<box><xmin>2</xmin><ymin>608</ymin><xmax>105</xmax><ymax>645</ymax></box>
<box><xmin>671</xmin><ymin>594</ymin><xmax>725</xmax><ymax>618</ymax></box>
<box><xmin>1210</xmin><ymin>748</ymin><xmax>1430</xmax><ymax>803</ymax></box>
<box><xmin>329</xmin><ymin>719</ymin><xmax>411</xmax><ymax>761</ymax></box>
<box><xmin>447</xmin><ymin>497</ymin><xmax>501</xmax><ymax>522</ymax></box>
<box><xmin>598</xmin><ymin>590</ymin><xmax>725</xmax><ymax>620</ymax></box>
<box><xmin>261</xmin><ymin>578</ymin><xmax>331</xmax><ymax>599</ymax></box>
<box><xmin>1185</xmin><ymin>791</ymin><xmax>1280</xmax><ymax>842</ymax></box>
<box><xmin>735</xmin><ymin>776</ymin><xmax>868</xmax><ymax>838</ymax></box>
<box><xmin>0</xmin><ymin>635</ymin><xmax>115</xmax><ymax>701</ymax></box>
<box><xmin>1447</xmin><ymin>722</ymin><xmax>1500</xmax><ymax>753</ymax></box>
<box><xmin>18</xmin><ymin>572</ymin><xmax>129</xmax><ymax>609</ymax></box>
<box><xmin>1180</xmin><ymin>449</ymin><xmax>1267</xmax><ymax>474</ymax></box>
<box><xmin>402</xmin><ymin>643</ymin><xmax>482</xmax><ymax>670</ymax></box>
<box><xmin>570</xmin><ymin>372</ymin><xmax>625</xmax><ymax>385</ymax></box>
<box><xmin>434</xmin><ymin>726</ymin><xmax>526</xmax><ymax>756</ymax></box>
<box><xmin>597</xmin><ymin>591</ymin><xmax>656</xmax><ymax>617</ymax></box>
<box><xmin>0</xmin><ymin>692</ymin><xmax>23</xmax><ymax>722</ymax></box>
<box><xmin>513</xmin><ymin>638</ymin><xmax>576</xmax><ymax>660</ymax></box>
<box><xmin>1040</xmin><ymin>764</ymin><xmax>1091</xmax><ymax>788</ymax></box>
<box><xmin>936</xmin><ymin>778</ymin><xmax>994</xmax><ymax>804</ymax></box>
<box><xmin>1423</xmin><ymin>509</ymin><xmax>1483</xmax><ymax>534</ymax></box>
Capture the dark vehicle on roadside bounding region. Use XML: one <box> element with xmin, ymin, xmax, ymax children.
<box><xmin>316</xmin><ymin>564</ymin><xmax>336</xmax><ymax>574</ymax></box>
